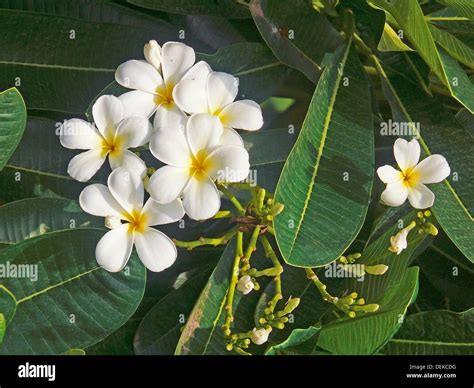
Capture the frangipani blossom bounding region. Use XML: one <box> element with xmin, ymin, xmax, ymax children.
<box><xmin>60</xmin><ymin>95</ymin><xmax>151</xmax><ymax>182</ymax></box>
<box><xmin>173</xmin><ymin>70</ymin><xmax>263</xmax><ymax>146</ymax></box>
<box><xmin>147</xmin><ymin>113</ymin><xmax>250</xmax><ymax>221</ymax></box>
<box><xmin>389</xmin><ymin>221</ymin><xmax>416</xmax><ymax>255</ymax></box>
<box><xmin>115</xmin><ymin>40</ymin><xmax>204</xmax><ymax>127</ymax></box>
<box><xmin>79</xmin><ymin>168</ymin><xmax>184</xmax><ymax>272</ymax></box>
<box><xmin>377</xmin><ymin>138</ymin><xmax>450</xmax><ymax>209</ymax></box>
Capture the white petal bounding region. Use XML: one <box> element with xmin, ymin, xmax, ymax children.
<box><xmin>149</xmin><ymin>126</ymin><xmax>191</xmax><ymax>167</ymax></box>
<box><xmin>161</xmin><ymin>42</ymin><xmax>196</xmax><ymax>86</ymax></box>
<box><xmin>67</xmin><ymin>148</ymin><xmax>106</xmax><ymax>182</ymax></box>
<box><xmin>60</xmin><ymin>119</ymin><xmax>102</xmax><ymax>150</ymax></box>
<box><xmin>109</xmin><ymin>150</ymin><xmax>147</xmax><ymax>178</ymax></box>
<box><xmin>153</xmin><ymin>103</ymin><xmax>188</xmax><ymax>130</ymax></box>
<box><xmin>207</xmin><ymin>72</ymin><xmax>238</xmax><ymax>114</ymax></box>
<box><xmin>92</xmin><ymin>95</ymin><xmax>124</xmax><ymax>138</ymax></box>
<box><xmin>144</xmin><ymin>40</ymin><xmax>162</xmax><ymax>70</ymax></box>
<box><xmin>147</xmin><ymin>166</ymin><xmax>190</xmax><ymax>204</ymax></box>
<box><xmin>380</xmin><ymin>181</ymin><xmax>408</xmax><ymax>207</ymax></box>
<box><xmin>79</xmin><ymin>184</ymin><xmax>125</xmax><ymax>218</ymax></box>
<box><xmin>172</xmin><ymin>61</ymin><xmax>211</xmax><ymax>114</ymax></box>
<box><xmin>412</xmin><ymin>154</ymin><xmax>450</xmax><ymax>184</ymax></box>
<box><xmin>218</xmin><ymin>100</ymin><xmax>263</xmax><ymax>131</ymax></box>
<box><xmin>95</xmin><ymin>224</ymin><xmax>134</xmax><ymax>272</ymax></box>
<box><xmin>142</xmin><ymin>198</ymin><xmax>185</xmax><ymax>226</ymax></box>
<box><xmin>186</xmin><ymin>113</ymin><xmax>223</xmax><ymax>155</ymax></box>
<box><xmin>394</xmin><ymin>138</ymin><xmax>420</xmax><ymax>171</ymax></box>
<box><xmin>377</xmin><ymin>165</ymin><xmax>402</xmax><ymax>184</ymax></box>
<box><xmin>206</xmin><ymin>146</ymin><xmax>250</xmax><ymax>182</ymax></box>
<box><xmin>108</xmin><ymin>167</ymin><xmax>144</xmax><ymax>214</ymax></box>
<box><xmin>408</xmin><ymin>182</ymin><xmax>435</xmax><ymax>209</ymax></box>
<box><xmin>182</xmin><ymin>175</ymin><xmax>220</xmax><ymax>220</ymax></box>
<box><xmin>115</xmin><ymin>117</ymin><xmax>152</xmax><ymax>148</ymax></box>
<box><xmin>220</xmin><ymin>126</ymin><xmax>244</xmax><ymax>147</ymax></box>
<box><xmin>134</xmin><ymin>227</ymin><xmax>177</xmax><ymax>272</ymax></box>
<box><xmin>119</xmin><ymin>90</ymin><xmax>157</xmax><ymax>119</ymax></box>
<box><xmin>115</xmin><ymin>59</ymin><xmax>164</xmax><ymax>94</ymax></box>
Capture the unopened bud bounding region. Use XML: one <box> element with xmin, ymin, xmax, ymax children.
<box><xmin>144</xmin><ymin>40</ymin><xmax>162</xmax><ymax>69</ymax></box>
<box><xmin>363</xmin><ymin>303</ymin><xmax>380</xmax><ymax>312</ymax></box>
<box><xmin>426</xmin><ymin>223</ymin><xmax>438</xmax><ymax>236</ymax></box>
<box><xmin>236</xmin><ymin>275</ymin><xmax>255</xmax><ymax>295</ymax></box>
<box><xmin>364</xmin><ymin>264</ymin><xmax>389</xmax><ymax>275</ymax></box>
<box><xmin>251</xmin><ymin>328</ymin><xmax>270</xmax><ymax>345</ymax></box>
<box><xmin>261</xmin><ymin>266</ymin><xmax>283</xmax><ymax>276</ymax></box>
<box><xmin>281</xmin><ymin>297</ymin><xmax>301</xmax><ymax>315</ymax></box>
<box><xmin>272</xmin><ymin>203</ymin><xmax>285</xmax><ymax>217</ymax></box>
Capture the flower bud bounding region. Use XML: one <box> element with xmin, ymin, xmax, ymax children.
<box><xmin>105</xmin><ymin>215</ymin><xmax>122</xmax><ymax>230</ymax></box>
<box><xmin>261</xmin><ymin>266</ymin><xmax>283</xmax><ymax>276</ymax></box>
<box><xmin>388</xmin><ymin>221</ymin><xmax>416</xmax><ymax>255</ymax></box>
<box><xmin>250</xmin><ymin>328</ymin><xmax>270</xmax><ymax>345</ymax></box>
<box><xmin>281</xmin><ymin>297</ymin><xmax>301</xmax><ymax>315</ymax></box>
<box><xmin>364</xmin><ymin>264</ymin><xmax>389</xmax><ymax>275</ymax></box>
<box><xmin>272</xmin><ymin>202</ymin><xmax>285</xmax><ymax>217</ymax></box>
<box><xmin>236</xmin><ymin>275</ymin><xmax>254</xmax><ymax>295</ymax></box>
<box><xmin>426</xmin><ymin>223</ymin><xmax>438</xmax><ymax>236</ymax></box>
<box><xmin>144</xmin><ymin>40</ymin><xmax>162</xmax><ymax>69</ymax></box>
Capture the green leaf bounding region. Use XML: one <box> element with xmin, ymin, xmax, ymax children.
<box><xmin>0</xmin><ymin>88</ymin><xmax>26</xmax><ymax>172</ymax></box>
<box><xmin>0</xmin><ymin>229</ymin><xmax>146</xmax><ymax>355</ymax></box>
<box><xmin>0</xmin><ymin>313</ymin><xmax>5</xmax><ymax>345</ymax></box>
<box><xmin>379</xmin><ymin>60</ymin><xmax>474</xmax><ymax>262</ymax></box>
<box><xmin>435</xmin><ymin>0</ymin><xmax>474</xmax><ymax>20</ymax></box>
<box><xmin>134</xmin><ymin>265</ymin><xmax>214</xmax><ymax>355</ymax></box>
<box><xmin>378</xmin><ymin>23</ymin><xmax>414</xmax><ymax>52</ymax></box>
<box><xmin>0</xmin><ymin>7</ymin><xmax>175</xmax><ymax>114</ymax></box>
<box><xmin>274</xmin><ymin>42</ymin><xmax>374</xmax><ymax>267</ymax></box>
<box><xmin>429</xmin><ymin>25</ymin><xmax>474</xmax><ymax>69</ymax></box>
<box><xmin>371</xmin><ymin>0</ymin><xmax>474</xmax><ymax>112</ymax></box>
<box><xmin>126</xmin><ymin>0</ymin><xmax>250</xmax><ymax>18</ymax></box>
<box><xmin>265</xmin><ymin>325</ymin><xmax>320</xmax><ymax>355</ymax></box>
<box><xmin>250</xmin><ymin>0</ymin><xmax>343</xmax><ymax>83</ymax></box>
<box><xmin>62</xmin><ymin>349</ymin><xmax>85</xmax><ymax>355</ymax></box>
<box><xmin>381</xmin><ymin>309</ymin><xmax>474</xmax><ymax>355</ymax></box>
<box><xmin>0</xmin><ymin>198</ymin><xmax>103</xmax><ymax>244</ymax></box>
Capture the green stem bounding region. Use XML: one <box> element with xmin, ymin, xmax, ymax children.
<box><xmin>223</xmin><ymin>231</ymin><xmax>244</xmax><ymax>334</ymax></box>
<box><xmin>217</xmin><ymin>184</ymin><xmax>246</xmax><ymax>215</ymax></box>
<box><xmin>261</xmin><ymin>235</ymin><xmax>283</xmax><ymax>311</ymax></box>
<box><xmin>305</xmin><ymin>268</ymin><xmax>348</xmax><ymax>314</ymax></box>
<box><xmin>174</xmin><ymin>227</ymin><xmax>238</xmax><ymax>250</ymax></box>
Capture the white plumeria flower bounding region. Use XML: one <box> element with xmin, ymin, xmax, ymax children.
<box><xmin>389</xmin><ymin>221</ymin><xmax>416</xmax><ymax>255</ymax></box>
<box><xmin>237</xmin><ymin>275</ymin><xmax>255</xmax><ymax>295</ymax></box>
<box><xmin>173</xmin><ymin>69</ymin><xmax>263</xmax><ymax>146</ymax></box>
<box><xmin>79</xmin><ymin>168</ymin><xmax>184</xmax><ymax>272</ymax></box>
<box><xmin>250</xmin><ymin>328</ymin><xmax>270</xmax><ymax>345</ymax></box>
<box><xmin>147</xmin><ymin>113</ymin><xmax>250</xmax><ymax>221</ymax></box>
<box><xmin>60</xmin><ymin>95</ymin><xmax>151</xmax><ymax>182</ymax></box>
<box><xmin>377</xmin><ymin>138</ymin><xmax>450</xmax><ymax>209</ymax></box>
<box><xmin>115</xmin><ymin>40</ymin><xmax>205</xmax><ymax>128</ymax></box>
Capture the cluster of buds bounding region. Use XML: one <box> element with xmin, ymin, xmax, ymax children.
<box><xmin>337</xmin><ymin>253</ymin><xmax>389</xmax><ymax>277</ymax></box>
<box><xmin>337</xmin><ymin>291</ymin><xmax>380</xmax><ymax>318</ymax></box>
<box><xmin>416</xmin><ymin>210</ymin><xmax>438</xmax><ymax>236</ymax></box>
<box><xmin>257</xmin><ymin>297</ymin><xmax>300</xmax><ymax>331</ymax></box>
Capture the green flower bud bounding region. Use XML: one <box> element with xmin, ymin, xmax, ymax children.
<box><xmin>281</xmin><ymin>297</ymin><xmax>301</xmax><ymax>315</ymax></box>
<box><xmin>364</xmin><ymin>264</ymin><xmax>389</xmax><ymax>275</ymax></box>
<box><xmin>272</xmin><ymin>203</ymin><xmax>285</xmax><ymax>217</ymax></box>
<box><xmin>363</xmin><ymin>303</ymin><xmax>380</xmax><ymax>312</ymax></box>
<box><xmin>348</xmin><ymin>311</ymin><xmax>356</xmax><ymax>318</ymax></box>
<box><xmin>261</xmin><ymin>266</ymin><xmax>284</xmax><ymax>277</ymax></box>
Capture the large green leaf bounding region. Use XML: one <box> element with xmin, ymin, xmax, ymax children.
<box><xmin>134</xmin><ymin>265</ymin><xmax>213</xmax><ymax>355</ymax></box>
<box><xmin>0</xmin><ymin>88</ymin><xmax>26</xmax><ymax>171</ymax></box>
<box><xmin>381</xmin><ymin>309</ymin><xmax>474</xmax><ymax>355</ymax></box>
<box><xmin>379</xmin><ymin>60</ymin><xmax>474</xmax><ymax>262</ymax></box>
<box><xmin>429</xmin><ymin>24</ymin><xmax>474</xmax><ymax>69</ymax></box>
<box><xmin>0</xmin><ymin>229</ymin><xmax>146</xmax><ymax>355</ymax></box>
<box><xmin>435</xmin><ymin>0</ymin><xmax>474</xmax><ymax>20</ymax></box>
<box><xmin>0</xmin><ymin>198</ymin><xmax>102</xmax><ymax>244</ymax></box>
<box><xmin>265</xmin><ymin>325</ymin><xmax>320</xmax><ymax>355</ymax></box>
<box><xmin>274</xmin><ymin>42</ymin><xmax>374</xmax><ymax>267</ymax></box>
<box><xmin>0</xmin><ymin>6</ymin><xmax>176</xmax><ymax>114</ymax></box>
<box><xmin>370</xmin><ymin>0</ymin><xmax>474</xmax><ymax>112</ymax></box>
<box><xmin>126</xmin><ymin>0</ymin><xmax>250</xmax><ymax>18</ymax></box>
<box><xmin>250</xmin><ymin>0</ymin><xmax>343</xmax><ymax>83</ymax></box>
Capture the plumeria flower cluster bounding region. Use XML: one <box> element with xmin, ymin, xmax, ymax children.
<box><xmin>59</xmin><ymin>40</ymin><xmax>263</xmax><ymax>272</ymax></box>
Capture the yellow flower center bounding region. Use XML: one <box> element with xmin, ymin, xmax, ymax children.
<box><xmin>189</xmin><ymin>149</ymin><xmax>214</xmax><ymax>181</ymax></box>
<box><xmin>401</xmin><ymin>168</ymin><xmax>419</xmax><ymax>188</ymax></box>
<box><xmin>100</xmin><ymin>128</ymin><xmax>124</xmax><ymax>159</ymax></box>
<box><xmin>154</xmin><ymin>82</ymin><xmax>174</xmax><ymax>107</ymax></box>
<box><xmin>124</xmin><ymin>209</ymin><xmax>148</xmax><ymax>234</ymax></box>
